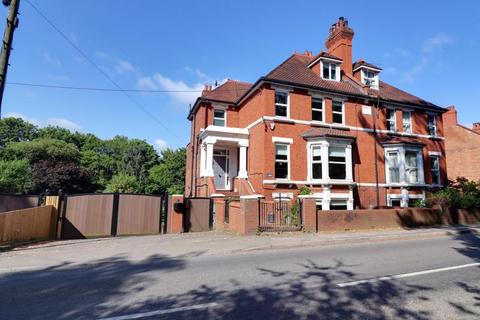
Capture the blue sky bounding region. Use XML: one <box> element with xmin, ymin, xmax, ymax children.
<box><xmin>3</xmin><ymin>0</ymin><xmax>480</xmax><ymax>150</ymax></box>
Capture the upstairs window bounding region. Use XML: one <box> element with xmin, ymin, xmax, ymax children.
<box><xmin>430</xmin><ymin>155</ymin><xmax>441</xmax><ymax>185</ymax></box>
<box><xmin>312</xmin><ymin>97</ymin><xmax>323</xmax><ymax>122</ymax></box>
<box><xmin>275</xmin><ymin>91</ymin><xmax>289</xmax><ymax>117</ymax></box>
<box><xmin>362</xmin><ymin>69</ymin><xmax>379</xmax><ymax>89</ymax></box>
<box><xmin>332</xmin><ymin>100</ymin><xmax>344</xmax><ymax>124</ymax></box>
<box><xmin>428</xmin><ymin>114</ymin><xmax>436</xmax><ymax>136</ymax></box>
<box><xmin>274</xmin><ymin>143</ymin><xmax>289</xmax><ymax>179</ymax></box>
<box><xmin>402</xmin><ymin>111</ymin><xmax>412</xmax><ymax>133</ymax></box>
<box><xmin>386</xmin><ymin>109</ymin><xmax>396</xmax><ymax>131</ymax></box>
<box><xmin>213</xmin><ymin>109</ymin><xmax>226</xmax><ymax>127</ymax></box>
<box><xmin>329</xmin><ymin>147</ymin><xmax>346</xmax><ymax>180</ymax></box>
<box><xmin>322</xmin><ymin>61</ymin><xmax>339</xmax><ymax>81</ymax></box>
<box><xmin>386</xmin><ymin>151</ymin><xmax>400</xmax><ymax>183</ymax></box>
<box><xmin>311</xmin><ymin>146</ymin><xmax>322</xmax><ymax>179</ymax></box>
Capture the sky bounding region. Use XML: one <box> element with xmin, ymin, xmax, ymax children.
<box><xmin>2</xmin><ymin>0</ymin><xmax>480</xmax><ymax>151</ymax></box>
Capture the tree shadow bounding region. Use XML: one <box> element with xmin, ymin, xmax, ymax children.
<box><xmin>94</xmin><ymin>260</ymin><xmax>432</xmax><ymax>320</ymax></box>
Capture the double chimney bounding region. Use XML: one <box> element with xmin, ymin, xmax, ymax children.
<box><xmin>325</xmin><ymin>17</ymin><xmax>355</xmax><ymax>75</ymax></box>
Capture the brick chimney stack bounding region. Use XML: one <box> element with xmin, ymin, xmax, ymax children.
<box><xmin>442</xmin><ymin>106</ymin><xmax>458</xmax><ymax>128</ymax></box>
<box><xmin>473</xmin><ymin>123</ymin><xmax>480</xmax><ymax>134</ymax></box>
<box><xmin>202</xmin><ymin>84</ymin><xmax>212</xmax><ymax>97</ymax></box>
<box><xmin>325</xmin><ymin>17</ymin><xmax>354</xmax><ymax>75</ymax></box>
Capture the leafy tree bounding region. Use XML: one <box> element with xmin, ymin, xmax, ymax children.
<box><xmin>30</xmin><ymin>160</ymin><xmax>94</xmax><ymax>194</ymax></box>
<box><xmin>2</xmin><ymin>138</ymin><xmax>80</xmax><ymax>163</ymax></box>
<box><xmin>146</xmin><ymin>148</ymin><xmax>185</xmax><ymax>195</ymax></box>
<box><xmin>80</xmin><ymin>150</ymin><xmax>117</xmax><ymax>190</ymax></box>
<box><xmin>0</xmin><ymin>117</ymin><xmax>38</xmax><ymax>147</ymax></box>
<box><xmin>105</xmin><ymin>174</ymin><xmax>139</xmax><ymax>193</ymax></box>
<box><xmin>0</xmin><ymin>159</ymin><xmax>32</xmax><ymax>194</ymax></box>
<box><xmin>37</xmin><ymin>126</ymin><xmax>87</xmax><ymax>149</ymax></box>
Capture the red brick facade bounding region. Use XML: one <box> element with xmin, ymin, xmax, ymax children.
<box><xmin>185</xmin><ymin>17</ymin><xmax>448</xmax><ymax>209</ymax></box>
<box><xmin>443</xmin><ymin>106</ymin><xmax>480</xmax><ymax>182</ymax></box>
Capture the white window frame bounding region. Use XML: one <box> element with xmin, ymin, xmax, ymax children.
<box><xmin>386</xmin><ymin>108</ymin><xmax>396</xmax><ymax>132</ymax></box>
<box><xmin>311</xmin><ymin>96</ymin><xmax>324</xmax><ymax>122</ymax></box>
<box><xmin>387</xmin><ymin>192</ymin><xmax>425</xmax><ymax>208</ymax></box>
<box><xmin>274</xmin><ymin>142</ymin><xmax>290</xmax><ymax>180</ymax></box>
<box><xmin>384</xmin><ymin>145</ymin><xmax>425</xmax><ymax>185</ymax></box>
<box><xmin>402</xmin><ymin>111</ymin><xmax>412</xmax><ymax>133</ymax></box>
<box><xmin>332</xmin><ymin>99</ymin><xmax>344</xmax><ymax>125</ymax></box>
<box><xmin>306</xmin><ymin>139</ymin><xmax>353</xmax><ymax>183</ymax></box>
<box><xmin>361</xmin><ymin>69</ymin><xmax>379</xmax><ymax>89</ymax></box>
<box><xmin>386</xmin><ymin>150</ymin><xmax>401</xmax><ymax>183</ymax></box>
<box><xmin>310</xmin><ymin>145</ymin><xmax>323</xmax><ymax>181</ymax></box>
<box><xmin>274</xmin><ymin>90</ymin><xmax>290</xmax><ymax>118</ymax></box>
<box><xmin>213</xmin><ymin>108</ymin><xmax>226</xmax><ymax>127</ymax></box>
<box><xmin>430</xmin><ymin>155</ymin><xmax>441</xmax><ymax>186</ymax></box>
<box><xmin>428</xmin><ymin>113</ymin><xmax>437</xmax><ymax>136</ymax></box>
<box><xmin>321</xmin><ymin>60</ymin><xmax>340</xmax><ymax>81</ymax></box>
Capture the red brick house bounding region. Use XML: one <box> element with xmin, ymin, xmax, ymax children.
<box><xmin>185</xmin><ymin>17</ymin><xmax>447</xmax><ymax>209</ymax></box>
<box><xmin>443</xmin><ymin>106</ymin><xmax>480</xmax><ymax>182</ymax></box>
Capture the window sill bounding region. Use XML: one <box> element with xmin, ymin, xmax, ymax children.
<box><xmin>273</xmin><ymin>117</ymin><xmax>295</xmax><ymax>124</ymax></box>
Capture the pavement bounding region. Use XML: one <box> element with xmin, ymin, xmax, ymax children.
<box><xmin>1</xmin><ymin>226</ymin><xmax>480</xmax><ymax>319</ymax></box>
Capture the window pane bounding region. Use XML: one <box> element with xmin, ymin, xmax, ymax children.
<box><xmin>331</xmin><ymin>65</ymin><xmax>337</xmax><ymax>79</ymax></box>
<box><xmin>332</xmin><ymin>101</ymin><xmax>343</xmax><ymax>112</ymax></box>
<box><xmin>275</xmin><ymin>105</ymin><xmax>287</xmax><ymax>117</ymax></box>
<box><xmin>275</xmin><ymin>144</ymin><xmax>288</xmax><ymax>160</ymax></box>
<box><xmin>333</xmin><ymin>113</ymin><xmax>343</xmax><ymax>124</ymax></box>
<box><xmin>312</xmin><ymin>98</ymin><xmax>323</xmax><ymax>109</ymax></box>
<box><xmin>431</xmin><ymin>156</ymin><xmax>439</xmax><ymax>170</ymax></box>
<box><xmin>405</xmin><ymin>151</ymin><xmax>417</xmax><ymax>167</ymax></box>
<box><xmin>329</xmin><ymin>163</ymin><xmax>346</xmax><ymax>179</ymax></box>
<box><xmin>214</xmin><ymin>110</ymin><xmax>225</xmax><ymax>119</ymax></box>
<box><xmin>275</xmin><ymin>162</ymin><xmax>288</xmax><ymax>179</ymax></box>
<box><xmin>312</xmin><ymin>110</ymin><xmax>323</xmax><ymax>121</ymax></box>
<box><xmin>329</xmin><ymin>147</ymin><xmax>345</xmax><ymax>158</ymax></box>
<box><xmin>330</xmin><ymin>201</ymin><xmax>348</xmax><ymax>210</ymax></box>
<box><xmin>312</xmin><ymin>146</ymin><xmax>322</xmax><ymax>158</ymax></box>
<box><xmin>213</xmin><ymin>118</ymin><xmax>225</xmax><ymax>126</ymax></box>
<box><xmin>391</xmin><ymin>199</ymin><xmax>401</xmax><ymax>207</ymax></box>
<box><xmin>323</xmin><ymin>63</ymin><xmax>330</xmax><ymax>79</ymax></box>
<box><xmin>312</xmin><ymin>163</ymin><xmax>322</xmax><ymax>179</ymax></box>
<box><xmin>275</xmin><ymin>92</ymin><xmax>287</xmax><ymax>105</ymax></box>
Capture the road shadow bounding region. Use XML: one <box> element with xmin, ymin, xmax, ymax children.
<box><xmin>95</xmin><ymin>260</ymin><xmax>432</xmax><ymax>320</ymax></box>
<box><xmin>0</xmin><ymin>254</ymin><xmax>185</xmax><ymax>320</ymax></box>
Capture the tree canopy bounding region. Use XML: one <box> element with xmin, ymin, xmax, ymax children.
<box><xmin>0</xmin><ymin>117</ymin><xmax>186</xmax><ymax>195</ymax></box>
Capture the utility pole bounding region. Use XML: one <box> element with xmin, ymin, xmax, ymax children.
<box><xmin>0</xmin><ymin>0</ymin><xmax>20</xmax><ymax>119</ymax></box>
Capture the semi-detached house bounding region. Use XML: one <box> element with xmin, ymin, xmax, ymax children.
<box><xmin>185</xmin><ymin>17</ymin><xmax>447</xmax><ymax>210</ymax></box>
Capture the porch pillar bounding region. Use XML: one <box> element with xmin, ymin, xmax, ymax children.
<box><xmin>322</xmin><ymin>185</ymin><xmax>331</xmax><ymax>210</ymax></box>
<box><xmin>205</xmin><ymin>141</ymin><xmax>215</xmax><ymax>177</ymax></box>
<box><xmin>321</xmin><ymin>142</ymin><xmax>330</xmax><ymax>180</ymax></box>
<box><xmin>347</xmin><ymin>185</ymin><xmax>354</xmax><ymax>210</ymax></box>
<box><xmin>238</xmin><ymin>142</ymin><xmax>248</xmax><ymax>179</ymax></box>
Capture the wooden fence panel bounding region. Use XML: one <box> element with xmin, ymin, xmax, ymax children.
<box><xmin>0</xmin><ymin>195</ymin><xmax>39</xmax><ymax>213</ymax></box>
<box><xmin>0</xmin><ymin>206</ymin><xmax>55</xmax><ymax>243</ymax></box>
<box><xmin>62</xmin><ymin>194</ymin><xmax>114</xmax><ymax>239</ymax></box>
<box><xmin>186</xmin><ymin>198</ymin><xmax>212</xmax><ymax>232</ymax></box>
<box><xmin>117</xmin><ymin>194</ymin><xmax>161</xmax><ymax>235</ymax></box>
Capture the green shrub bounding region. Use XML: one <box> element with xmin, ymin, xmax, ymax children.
<box><xmin>299</xmin><ymin>186</ymin><xmax>312</xmax><ymax>195</ymax></box>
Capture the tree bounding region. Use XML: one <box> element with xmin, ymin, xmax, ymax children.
<box><xmin>0</xmin><ymin>117</ymin><xmax>38</xmax><ymax>147</ymax></box>
<box><xmin>0</xmin><ymin>159</ymin><xmax>31</xmax><ymax>194</ymax></box>
<box><xmin>146</xmin><ymin>148</ymin><xmax>185</xmax><ymax>195</ymax></box>
<box><xmin>104</xmin><ymin>174</ymin><xmax>139</xmax><ymax>193</ymax></box>
<box><xmin>30</xmin><ymin>160</ymin><xmax>93</xmax><ymax>194</ymax></box>
<box><xmin>2</xmin><ymin>138</ymin><xmax>80</xmax><ymax>163</ymax></box>
<box><xmin>37</xmin><ymin>126</ymin><xmax>87</xmax><ymax>149</ymax></box>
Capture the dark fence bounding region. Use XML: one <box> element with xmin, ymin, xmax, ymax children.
<box><xmin>183</xmin><ymin>198</ymin><xmax>212</xmax><ymax>232</ymax></box>
<box><xmin>61</xmin><ymin>193</ymin><xmax>167</xmax><ymax>239</ymax></box>
<box><xmin>259</xmin><ymin>200</ymin><xmax>301</xmax><ymax>232</ymax></box>
<box><xmin>0</xmin><ymin>194</ymin><xmax>41</xmax><ymax>213</ymax></box>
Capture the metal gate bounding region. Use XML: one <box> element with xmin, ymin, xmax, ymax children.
<box><xmin>258</xmin><ymin>200</ymin><xmax>301</xmax><ymax>232</ymax></box>
<box><xmin>183</xmin><ymin>198</ymin><xmax>213</xmax><ymax>232</ymax></box>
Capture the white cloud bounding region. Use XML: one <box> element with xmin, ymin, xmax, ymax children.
<box><xmin>152</xmin><ymin>138</ymin><xmax>168</xmax><ymax>152</ymax></box>
<box><xmin>115</xmin><ymin>60</ymin><xmax>135</xmax><ymax>74</ymax></box>
<box><xmin>4</xmin><ymin>112</ymin><xmax>82</xmax><ymax>132</ymax></box>
<box><xmin>422</xmin><ymin>33</ymin><xmax>453</xmax><ymax>53</ymax></box>
<box><xmin>137</xmin><ymin>73</ymin><xmax>204</xmax><ymax>106</ymax></box>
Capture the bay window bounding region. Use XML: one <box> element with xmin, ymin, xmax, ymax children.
<box><xmin>402</xmin><ymin>111</ymin><xmax>412</xmax><ymax>133</ymax></box>
<box><xmin>311</xmin><ymin>146</ymin><xmax>322</xmax><ymax>179</ymax></box>
<box><xmin>275</xmin><ymin>91</ymin><xmax>289</xmax><ymax>117</ymax></box>
<box><xmin>312</xmin><ymin>97</ymin><xmax>323</xmax><ymax>122</ymax></box>
<box><xmin>332</xmin><ymin>100</ymin><xmax>344</xmax><ymax>124</ymax></box>
<box><xmin>384</xmin><ymin>146</ymin><xmax>424</xmax><ymax>185</ymax></box>
<box><xmin>274</xmin><ymin>143</ymin><xmax>289</xmax><ymax>179</ymax></box>
<box><xmin>307</xmin><ymin>140</ymin><xmax>353</xmax><ymax>182</ymax></box>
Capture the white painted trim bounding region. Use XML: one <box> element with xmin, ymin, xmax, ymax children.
<box><xmin>320</xmin><ymin>60</ymin><xmax>341</xmax><ymax>81</ymax></box>
<box><xmin>353</xmin><ymin>65</ymin><xmax>382</xmax><ymax>73</ymax></box>
<box><xmin>263</xmin><ymin>179</ymin><xmax>356</xmax><ymax>186</ymax></box>
<box><xmin>272</xmin><ymin>137</ymin><xmax>293</xmax><ymax>144</ymax></box>
<box><xmin>210</xmin><ymin>193</ymin><xmax>225</xmax><ymax>198</ymax></box>
<box><xmin>245</xmin><ymin>116</ymin><xmax>445</xmax><ymax>140</ymax></box>
<box><xmin>240</xmin><ymin>194</ymin><xmax>264</xmax><ymax>199</ymax></box>
<box><xmin>357</xmin><ymin>182</ymin><xmax>439</xmax><ymax>188</ymax></box>
<box><xmin>272</xmin><ymin>192</ymin><xmax>293</xmax><ymax>199</ymax></box>
<box><xmin>200</xmin><ymin>125</ymin><xmax>249</xmax><ymax>137</ymax></box>
<box><xmin>428</xmin><ymin>151</ymin><xmax>442</xmax><ymax>156</ymax></box>
<box><xmin>274</xmin><ymin>142</ymin><xmax>291</xmax><ymax>181</ymax></box>
<box><xmin>273</xmin><ymin>88</ymin><xmax>290</xmax><ymax>119</ymax></box>
<box><xmin>307</xmin><ymin>56</ymin><xmax>343</xmax><ymax>68</ymax></box>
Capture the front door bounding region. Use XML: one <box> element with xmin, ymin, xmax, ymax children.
<box><xmin>213</xmin><ymin>150</ymin><xmax>229</xmax><ymax>190</ymax></box>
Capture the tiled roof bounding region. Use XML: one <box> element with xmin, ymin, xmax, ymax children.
<box><xmin>264</xmin><ymin>54</ymin><xmax>365</xmax><ymax>96</ymax></box>
<box><xmin>353</xmin><ymin>60</ymin><xmax>382</xmax><ymax>71</ymax></box>
<box><xmin>372</xmin><ymin>81</ymin><xmax>440</xmax><ymax>109</ymax></box>
<box><xmin>202</xmin><ymin>80</ymin><xmax>252</xmax><ymax>103</ymax></box>
<box><xmin>380</xmin><ymin>135</ymin><xmax>426</xmax><ymax>146</ymax></box>
<box><xmin>302</xmin><ymin>127</ymin><xmax>356</xmax><ymax>139</ymax></box>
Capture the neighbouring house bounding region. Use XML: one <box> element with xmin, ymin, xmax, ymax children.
<box><xmin>185</xmin><ymin>17</ymin><xmax>448</xmax><ymax>209</ymax></box>
<box><xmin>442</xmin><ymin>106</ymin><xmax>480</xmax><ymax>182</ymax></box>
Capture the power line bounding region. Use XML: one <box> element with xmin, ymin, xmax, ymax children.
<box><xmin>6</xmin><ymin>81</ymin><xmax>251</xmax><ymax>93</ymax></box>
<box><xmin>25</xmin><ymin>0</ymin><xmax>186</xmax><ymax>144</ymax></box>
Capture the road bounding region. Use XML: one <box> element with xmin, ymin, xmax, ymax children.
<box><xmin>1</xmin><ymin>232</ymin><xmax>480</xmax><ymax>319</ymax></box>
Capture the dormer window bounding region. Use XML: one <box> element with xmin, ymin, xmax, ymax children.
<box><xmin>321</xmin><ymin>61</ymin><xmax>340</xmax><ymax>81</ymax></box>
<box><xmin>362</xmin><ymin>69</ymin><xmax>379</xmax><ymax>89</ymax></box>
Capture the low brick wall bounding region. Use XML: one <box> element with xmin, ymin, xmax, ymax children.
<box><xmin>218</xmin><ymin>199</ymin><xmax>259</xmax><ymax>235</ymax></box>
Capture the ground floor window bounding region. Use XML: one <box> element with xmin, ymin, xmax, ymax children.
<box><xmin>330</xmin><ymin>200</ymin><xmax>348</xmax><ymax>210</ymax></box>
<box><xmin>390</xmin><ymin>199</ymin><xmax>402</xmax><ymax>207</ymax></box>
<box><xmin>275</xmin><ymin>143</ymin><xmax>289</xmax><ymax>179</ymax></box>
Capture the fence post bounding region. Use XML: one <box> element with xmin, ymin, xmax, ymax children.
<box><xmin>111</xmin><ymin>192</ymin><xmax>120</xmax><ymax>236</ymax></box>
<box><xmin>58</xmin><ymin>194</ymin><xmax>68</xmax><ymax>240</ymax></box>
